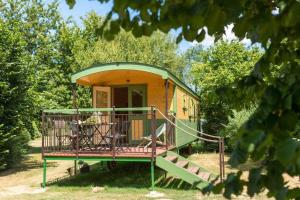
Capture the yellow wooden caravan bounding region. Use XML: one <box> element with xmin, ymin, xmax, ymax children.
<box><xmin>41</xmin><ymin>62</ymin><xmax>225</xmax><ymax>190</ymax></box>
<box><xmin>71</xmin><ymin>62</ymin><xmax>200</xmax><ymax>147</ymax></box>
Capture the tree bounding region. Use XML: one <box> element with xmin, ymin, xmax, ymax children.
<box><xmin>188</xmin><ymin>41</ymin><xmax>261</xmax><ymax>136</ymax></box>
<box><xmin>75</xmin><ymin>14</ymin><xmax>185</xmax><ymax>79</ymax></box>
<box><xmin>0</xmin><ymin>0</ymin><xmax>78</xmax><ymax>168</ymax></box>
<box><xmin>66</xmin><ymin>0</ymin><xmax>300</xmax><ymax>199</ymax></box>
<box><xmin>0</xmin><ymin>17</ymin><xmax>31</xmax><ymax>169</ymax></box>
<box><xmin>0</xmin><ymin>0</ymin><xmax>185</xmax><ymax>169</ymax></box>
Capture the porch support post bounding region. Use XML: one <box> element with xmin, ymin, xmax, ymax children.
<box><xmin>42</xmin><ymin>159</ymin><xmax>46</xmax><ymax>188</ymax></box>
<box><xmin>151</xmin><ymin>160</ymin><xmax>155</xmax><ymax>191</ymax></box>
<box><xmin>72</xmin><ymin>83</ymin><xmax>79</xmax><ymax>158</ymax></box>
<box><xmin>164</xmin><ymin>79</ymin><xmax>169</xmax><ymax>149</ymax></box>
<box><xmin>150</xmin><ymin>106</ymin><xmax>156</xmax><ymax>191</ymax></box>
<box><xmin>164</xmin><ymin>79</ymin><xmax>169</xmax><ymax>116</ymax></box>
<box><xmin>112</xmin><ymin>106</ymin><xmax>116</xmax><ymax>158</ymax></box>
<box><xmin>41</xmin><ymin>111</ymin><xmax>45</xmax><ymax>158</ymax></box>
<box><xmin>151</xmin><ymin>106</ymin><xmax>156</xmax><ymax>159</ymax></box>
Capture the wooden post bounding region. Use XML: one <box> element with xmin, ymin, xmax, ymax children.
<box><xmin>219</xmin><ymin>138</ymin><xmax>223</xmax><ymax>182</ymax></box>
<box><xmin>222</xmin><ymin>137</ymin><xmax>225</xmax><ymax>180</ymax></box>
<box><xmin>72</xmin><ymin>84</ymin><xmax>79</xmax><ymax>158</ymax></box>
<box><xmin>171</xmin><ymin>113</ymin><xmax>176</xmax><ymax>147</ymax></box>
<box><xmin>164</xmin><ymin>79</ymin><xmax>169</xmax><ymax>149</ymax></box>
<box><xmin>151</xmin><ymin>106</ymin><xmax>156</xmax><ymax>160</ymax></box>
<box><xmin>112</xmin><ymin>106</ymin><xmax>116</xmax><ymax>158</ymax></box>
<box><xmin>165</xmin><ymin>79</ymin><xmax>169</xmax><ymax>116</ymax></box>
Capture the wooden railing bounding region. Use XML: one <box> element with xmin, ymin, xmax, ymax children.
<box><xmin>42</xmin><ymin>107</ymin><xmax>174</xmax><ymax>159</ymax></box>
<box><xmin>156</xmin><ymin>109</ymin><xmax>225</xmax><ymax>182</ymax></box>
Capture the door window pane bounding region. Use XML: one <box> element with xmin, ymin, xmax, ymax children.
<box><xmin>96</xmin><ymin>91</ymin><xmax>108</xmax><ymax>108</ymax></box>
<box><xmin>132</xmin><ymin>89</ymin><xmax>143</xmax><ymax>114</ymax></box>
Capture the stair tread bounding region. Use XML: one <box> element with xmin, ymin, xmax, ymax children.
<box><xmin>157</xmin><ymin>151</ymin><xmax>216</xmax><ymax>189</ymax></box>
<box><xmin>187</xmin><ymin>166</ymin><xmax>199</xmax><ymax>174</ymax></box>
<box><xmin>165</xmin><ymin>155</ymin><xmax>177</xmax><ymax>162</ymax></box>
<box><xmin>176</xmin><ymin>160</ymin><xmax>189</xmax><ymax>168</ymax></box>
<box><xmin>198</xmin><ymin>171</ymin><xmax>211</xmax><ymax>181</ymax></box>
<box><xmin>214</xmin><ymin>179</ymin><xmax>221</xmax><ymax>185</ymax></box>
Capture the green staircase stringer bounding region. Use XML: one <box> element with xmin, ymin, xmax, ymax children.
<box><xmin>156</xmin><ymin>151</ymin><xmax>217</xmax><ymax>190</ymax></box>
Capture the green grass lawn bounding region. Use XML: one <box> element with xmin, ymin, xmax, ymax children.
<box><xmin>0</xmin><ymin>139</ymin><xmax>273</xmax><ymax>200</ymax></box>
<box><xmin>2</xmin><ymin>161</ymin><xmax>204</xmax><ymax>200</ymax></box>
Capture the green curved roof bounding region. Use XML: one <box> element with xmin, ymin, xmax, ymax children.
<box><xmin>71</xmin><ymin>62</ymin><xmax>199</xmax><ymax>100</ymax></box>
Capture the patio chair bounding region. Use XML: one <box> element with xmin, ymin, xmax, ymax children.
<box><xmin>53</xmin><ymin>120</ymin><xmax>66</xmax><ymax>150</ymax></box>
<box><xmin>138</xmin><ymin>123</ymin><xmax>166</xmax><ymax>149</ymax></box>
<box><xmin>106</xmin><ymin>120</ymin><xmax>130</xmax><ymax>151</ymax></box>
<box><xmin>65</xmin><ymin>120</ymin><xmax>82</xmax><ymax>150</ymax></box>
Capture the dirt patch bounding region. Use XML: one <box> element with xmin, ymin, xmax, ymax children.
<box><xmin>0</xmin><ymin>138</ymin><xmax>73</xmax><ymax>193</ymax></box>
<box><xmin>0</xmin><ymin>185</ymin><xmax>46</xmax><ymax>197</ymax></box>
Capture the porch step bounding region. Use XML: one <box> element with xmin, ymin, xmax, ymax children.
<box><xmin>198</xmin><ymin>171</ymin><xmax>211</xmax><ymax>181</ymax></box>
<box><xmin>156</xmin><ymin>151</ymin><xmax>217</xmax><ymax>190</ymax></box>
<box><xmin>176</xmin><ymin>160</ymin><xmax>189</xmax><ymax>168</ymax></box>
<box><xmin>165</xmin><ymin>155</ymin><xmax>177</xmax><ymax>162</ymax></box>
<box><xmin>187</xmin><ymin>166</ymin><xmax>199</xmax><ymax>174</ymax></box>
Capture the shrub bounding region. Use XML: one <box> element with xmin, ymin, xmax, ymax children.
<box><xmin>221</xmin><ymin>106</ymin><xmax>256</xmax><ymax>151</ymax></box>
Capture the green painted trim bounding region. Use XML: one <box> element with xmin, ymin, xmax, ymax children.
<box><xmin>44</xmin><ymin>156</ymin><xmax>151</xmax><ymax>162</ymax></box>
<box><xmin>44</xmin><ymin>107</ymin><xmax>151</xmax><ymax>114</ymax></box>
<box><xmin>156</xmin><ymin>151</ymin><xmax>215</xmax><ymax>190</ymax></box>
<box><xmin>166</xmin><ymin>151</ymin><xmax>216</xmax><ymax>178</ymax></box>
<box><xmin>175</xmin><ymin>119</ymin><xmax>198</xmax><ymax>148</ymax></box>
<box><xmin>128</xmin><ymin>85</ymin><xmax>147</xmax><ymax>143</ymax></box>
<box><xmin>156</xmin><ymin>157</ymin><xmax>210</xmax><ymax>190</ymax></box>
<box><xmin>71</xmin><ymin>62</ymin><xmax>200</xmax><ymax>100</ymax></box>
<box><xmin>128</xmin><ymin>85</ymin><xmax>147</xmax><ymax>109</ymax></box>
<box><xmin>151</xmin><ymin>161</ymin><xmax>155</xmax><ymax>191</ymax></box>
<box><xmin>43</xmin><ymin>159</ymin><xmax>46</xmax><ymax>188</ymax></box>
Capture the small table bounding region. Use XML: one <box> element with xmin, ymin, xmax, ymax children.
<box><xmin>80</xmin><ymin>122</ymin><xmax>114</xmax><ymax>151</ymax></box>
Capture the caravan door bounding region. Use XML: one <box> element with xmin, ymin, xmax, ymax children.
<box><xmin>93</xmin><ymin>86</ymin><xmax>111</xmax><ymax>108</ymax></box>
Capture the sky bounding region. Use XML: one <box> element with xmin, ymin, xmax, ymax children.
<box><xmin>58</xmin><ymin>0</ymin><xmax>251</xmax><ymax>53</ymax></box>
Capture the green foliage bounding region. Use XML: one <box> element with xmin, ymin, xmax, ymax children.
<box><xmin>0</xmin><ymin>14</ymin><xmax>31</xmax><ymax>168</ymax></box>
<box><xmin>187</xmin><ymin>41</ymin><xmax>261</xmax><ymax>135</ymax></box>
<box><xmin>221</xmin><ymin>106</ymin><xmax>256</xmax><ymax>150</ymax></box>
<box><xmin>190</xmin><ymin>41</ymin><xmax>261</xmax><ymax>99</ymax></box>
<box><xmin>0</xmin><ymin>0</ymin><xmax>79</xmax><ymax>168</ymax></box>
<box><xmin>68</xmin><ymin>0</ymin><xmax>300</xmax><ymax>198</ymax></box>
<box><xmin>74</xmin><ymin>13</ymin><xmax>185</xmax><ymax>79</ymax></box>
<box><xmin>0</xmin><ymin>0</ymin><xmax>184</xmax><ymax>169</ymax></box>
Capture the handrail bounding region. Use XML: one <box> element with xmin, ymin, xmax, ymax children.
<box><xmin>155</xmin><ymin>107</ymin><xmax>225</xmax><ymax>181</ymax></box>
<box><xmin>155</xmin><ymin>109</ymin><xmax>219</xmax><ymax>143</ymax></box>
<box><xmin>43</xmin><ymin>107</ymin><xmax>152</xmax><ymax>114</ymax></box>
<box><xmin>169</xmin><ymin>113</ymin><xmax>221</xmax><ymax>139</ymax></box>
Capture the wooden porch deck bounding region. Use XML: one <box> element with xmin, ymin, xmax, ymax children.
<box><xmin>43</xmin><ymin>146</ymin><xmax>168</xmax><ymax>159</ymax></box>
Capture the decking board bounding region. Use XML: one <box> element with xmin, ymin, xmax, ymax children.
<box><xmin>43</xmin><ymin>147</ymin><xmax>167</xmax><ymax>159</ymax></box>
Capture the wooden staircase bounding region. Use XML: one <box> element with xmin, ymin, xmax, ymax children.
<box><xmin>156</xmin><ymin>151</ymin><xmax>217</xmax><ymax>190</ymax></box>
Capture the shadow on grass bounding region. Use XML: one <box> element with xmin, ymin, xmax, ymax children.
<box><xmin>50</xmin><ymin>162</ymin><xmax>194</xmax><ymax>190</ymax></box>
<box><xmin>28</xmin><ymin>146</ymin><xmax>42</xmax><ymax>154</ymax></box>
<box><xmin>0</xmin><ymin>158</ymin><xmax>58</xmax><ymax>177</ymax></box>
<box><xmin>0</xmin><ymin>144</ymin><xmax>56</xmax><ymax>176</ymax></box>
